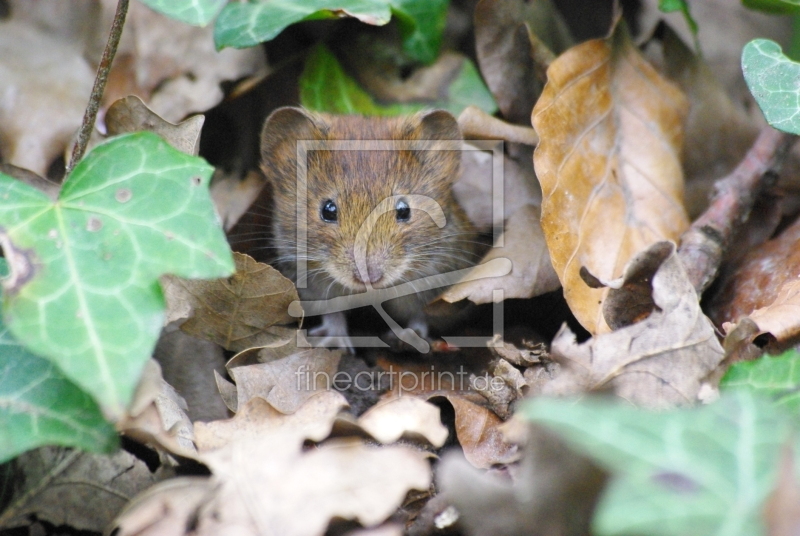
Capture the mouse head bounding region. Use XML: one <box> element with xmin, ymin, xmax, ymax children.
<box><xmin>260</xmin><ymin>107</ymin><xmax>465</xmax><ymax>292</ymax></box>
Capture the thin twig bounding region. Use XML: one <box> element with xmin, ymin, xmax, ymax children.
<box><xmin>678</xmin><ymin>126</ymin><xmax>795</xmax><ymax>294</ymax></box>
<box><xmin>66</xmin><ymin>0</ymin><xmax>130</xmax><ymax>175</ymax></box>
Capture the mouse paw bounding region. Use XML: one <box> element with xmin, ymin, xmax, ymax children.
<box><xmin>307</xmin><ymin>312</ymin><xmax>354</xmax><ymax>353</ymax></box>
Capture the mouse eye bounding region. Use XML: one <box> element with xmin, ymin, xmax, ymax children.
<box><xmin>320</xmin><ymin>199</ymin><xmax>338</xmax><ymax>223</ymax></box>
<box><xmin>395</xmin><ymin>199</ymin><xmax>410</xmax><ymax>222</ymax></box>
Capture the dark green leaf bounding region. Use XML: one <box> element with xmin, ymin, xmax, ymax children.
<box><xmin>743</xmin><ymin>39</ymin><xmax>800</xmax><ymax>134</ymax></box>
<box><xmin>138</xmin><ymin>0</ymin><xmax>227</xmax><ymax>26</ymax></box>
<box><xmin>0</xmin><ymin>133</ymin><xmax>234</xmax><ymax>417</ymax></box>
<box><xmin>299</xmin><ymin>43</ymin><xmax>497</xmax><ymax>116</ymax></box>
<box><xmin>214</xmin><ymin>0</ymin><xmax>392</xmax><ymax>49</ymax></box>
<box><xmin>522</xmin><ymin>392</ymin><xmax>789</xmax><ymax>535</ymax></box>
<box><xmin>390</xmin><ymin>0</ymin><xmax>449</xmax><ymax>64</ymax></box>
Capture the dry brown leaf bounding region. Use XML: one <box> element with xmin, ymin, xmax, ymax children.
<box><xmin>105</xmin><ymin>95</ymin><xmax>205</xmax><ymax>156</ymax></box>
<box><xmin>3</xmin><ymin>447</ymin><xmax>172</xmax><ymax>533</ymax></box>
<box><xmin>211</xmin><ymin>169</ymin><xmax>267</xmax><ymax>232</ymax></box>
<box><xmin>100</xmin><ymin>0</ymin><xmax>265</xmax><ymax>124</ymax></box>
<box><xmin>444</xmin><ymin>395</ymin><xmax>518</xmax><ymax>469</ymax></box>
<box><xmin>113</xmin><ymin>395</ymin><xmax>430</xmax><ymax>536</ymax></box>
<box><xmin>533</xmin><ymin>23</ymin><xmax>689</xmax><ymax>334</ymax></box>
<box><xmin>194</xmin><ymin>391</ymin><xmax>349</xmax><ymax>453</ymax></box>
<box><xmin>542</xmin><ymin>242</ymin><xmax>724</xmax><ymax>408</ymax></box>
<box><xmin>453</xmin><ymin>143</ymin><xmax>541</xmax><ymax>232</ymax></box>
<box><xmin>169</xmin><ymin>252</ymin><xmax>299</xmax><ymax>352</ymax></box>
<box><xmin>474</xmin><ymin>0</ymin><xmax>573</xmax><ymax>124</ymax></box>
<box><xmin>198</xmin><ymin>438</ymin><xmax>430</xmax><ymax>536</ymax></box>
<box><xmin>649</xmin><ymin>23</ymin><xmax>760</xmax><ymax>218</ymax></box>
<box><xmin>442</xmin><ymin>204</ymin><xmax>560</xmax><ymax>304</ymax></box>
<box><xmin>639</xmin><ymin>0</ymin><xmax>791</xmax><ymax>103</ymax></box>
<box><xmin>0</xmin><ymin>10</ymin><xmax>95</xmax><ymax>175</ymax></box>
<box><xmin>228</xmin><ymin>347</ymin><xmax>342</xmax><ymax>414</ymax></box>
<box><xmin>357</xmin><ymin>396</ymin><xmax>448</xmax><ymax>448</ymax></box>
<box><xmin>116</xmin><ymin>359</ymin><xmax>196</xmax><ymax>458</ymax></box>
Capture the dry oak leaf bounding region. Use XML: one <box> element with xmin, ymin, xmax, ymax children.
<box><xmin>542</xmin><ymin>242</ymin><xmax>724</xmax><ymax>408</ymax></box>
<box><xmin>357</xmin><ymin>396</ymin><xmax>449</xmax><ymax>448</ymax></box>
<box><xmin>116</xmin><ymin>359</ymin><xmax>196</xmax><ymax>458</ymax></box>
<box><xmin>169</xmin><ymin>252</ymin><xmax>299</xmax><ymax>352</ymax></box>
<box><xmin>723</xmin><ymin>280</ymin><xmax>800</xmax><ymax>352</ymax></box>
<box><xmin>532</xmin><ymin>22</ymin><xmax>689</xmax><ymax>334</ymax></box>
<box><xmin>105</xmin><ymin>95</ymin><xmax>205</xmax><ymax>156</ymax></box>
<box><xmin>194</xmin><ymin>390</ymin><xmax>349</xmax><ymax>454</ymax></box>
<box><xmin>219</xmin><ymin>346</ymin><xmax>342</xmax><ymax>414</ymax></box>
<box><xmin>113</xmin><ymin>396</ymin><xmax>430</xmax><ymax>536</ymax></box>
<box><xmin>442</xmin><ymin>204</ymin><xmax>560</xmax><ymax>304</ymax></box>
<box><xmin>195</xmin><ymin>437</ymin><xmax>431</xmax><ymax>536</ymax></box>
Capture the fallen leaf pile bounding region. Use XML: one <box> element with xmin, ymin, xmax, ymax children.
<box><xmin>7</xmin><ymin>1</ymin><xmax>800</xmax><ymax>535</ymax></box>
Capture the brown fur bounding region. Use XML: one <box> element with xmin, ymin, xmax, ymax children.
<box><xmin>260</xmin><ymin>107</ymin><xmax>478</xmax><ymax>326</ymax></box>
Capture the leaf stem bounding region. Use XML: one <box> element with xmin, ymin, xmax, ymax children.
<box><xmin>677</xmin><ymin>126</ymin><xmax>795</xmax><ymax>294</ymax></box>
<box><xmin>66</xmin><ymin>0</ymin><xmax>130</xmax><ymax>175</ymax></box>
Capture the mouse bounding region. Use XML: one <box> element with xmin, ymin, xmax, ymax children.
<box><xmin>259</xmin><ymin>106</ymin><xmax>480</xmax><ymax>352</ymax></box>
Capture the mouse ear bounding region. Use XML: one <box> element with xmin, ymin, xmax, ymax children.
<box><xmin>406</xmin><ymin>109</ymin><xmax>462</xmax><ymax>141</ymax></box>
<box><xmin>260</xmin><ymin>107</ymin><xmax>324</xmax><ymax>163</ymax></box>
<box><xmin>405</xmin><ymin>110</ymin><xmax>462</xmax><ymax>186</ymax></box>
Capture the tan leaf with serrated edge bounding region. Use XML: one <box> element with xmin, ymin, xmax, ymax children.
<box><xmin>443</xmin><ymin>395</ymin><xmax>518</xmax><ymax>469</ymax></box>
<box><xmin>170</xmin><ymin>252</ymin><xmax>299</xmax><ymax>352</ymax></box>
<box><xmin>532</xmin><ymin>22</ymin><xmax>689</xmax><ymax>334</ymax></box>
<box><xmin>542</xmin><ymin>242</ymin><xmax>724</xmax><ymax>408</ymax></box>
<box><xmin>105</xmin><ymin>96</ymin><xmax>204</xmax><ymax>156</ymax></box>
<box><xmin>228</xmin><ymin>347</ymin><xmax>341</xmax><ymax>414</ymax></box>
<box><xmin>194</xmin><ymin>391</ymin><xmax>348</xmax><ymax>453</ymax></box>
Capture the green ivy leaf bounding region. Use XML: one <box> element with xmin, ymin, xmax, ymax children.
<box><xmin>138</xmin><ymin>0</ymin><xmax>227</xmax><ymax>26</ymax></box>
<box><xmin>522</xmin><ymin>392</ymin><xmax>789</xmax><ymax>536</ymax></box>
<box><xmin>214</xmin><ymin>0</ymin><xmax>393</xmax><ymax>50</ymax></box>
<box><xmin>658</xmin><ymin>0</ymin><xmax>699</xmax><ymax>35</ymax></box>
<box><xmin>390</xmin><ymin>0</ymin><xmax>449</xmax><ymax>64</ymax></box>
<box><xmin>721</xmin><ymin>350</ymin><xmax>800</xmax><ymax>413</ymax></box>
<box><xmin>299</xmin><ymin>43</ymin><xmax>497</xmax><ymax>116</ymax></box>
<box><xmin>0</xmin><ymin>132</ymin><xmax>234</xmax><ymax>418</ymax></box>
<box><xmin>742</xmin><ymin>0</ymin><xmax>800</xmax><ymax>15</ymax></box>
<box><xmin>743</xmin><ymin>39</ymin><xmax>800</xmax><ymax>134</ymax></box>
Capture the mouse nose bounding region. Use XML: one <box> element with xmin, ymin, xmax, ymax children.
<box><xmin>355</xmin><ymin>262</ymin><xmax>384</xmax><ymax>285</ymax></box>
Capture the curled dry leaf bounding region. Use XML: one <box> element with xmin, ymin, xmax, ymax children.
<box><xmin>440</xmin><ymin>395</ymin><xmax>518</xmax><ymax>469</ymax></box>
<box><xmin>116</xmin><ymin>359</ymin><xmax>196</xmax><ymax>458</ymax></box>
<box><xmin>357</xmin><ymin>396</ymin><xmax>449</xmax><ymax>448</ymax></box>
<box><xmin>542</xmin><ymin>242</ymin><xmax>725</xmax><ymax>408</ymax></box>
<box><xmin>210</xmin><ymin>169</ymin><xmax>267</xmax><ymax>232</ymax></box>
<box><xmin>533</xmin><ymin>23</ymin><xmax>689</xmax><ymax>334</ymax></box>
<box><xmin>105</xmin><ymin>96</ymin><xmax>204</xmax><ymax>156</ymax></box>
<box><xmin>442</xmin><ymin>204</ymin><xmax>560</xmax><ymax>304</ymax></box>
<box><xmin>711</xmin><ymin>218</ymin><xmax>800</xmax><ymax>350</ymax></box>
<box><xmin>224</xmin><ymin>346</ymin><xmax>342</xmax><ymax>414</ymax></box>
<box><xmin>166</xmin><ymin>252</ymin><xmax>299</xmax><ymax>351</ymax></box>
<box><xmin>474</xmin><ymin>0</ymin><xmax>573</xmax><ymax>124</ymax></box>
